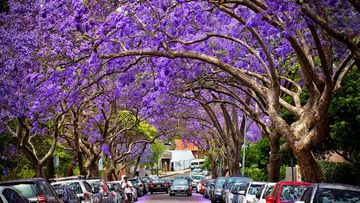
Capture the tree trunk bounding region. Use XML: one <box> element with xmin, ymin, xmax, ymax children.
<box><xmin>268</xmin><ymin>136</ymin><xmax>281</xmax><ymax>182</ymax></box>
<box><xmin>78</xmin><ymin>153</ymin><xmax>87</xmax><ymax>176</ymax></box>
<box><xmin>34</xmin><ymin>162</ymin><xmax>45</xmax><ymax>178</ymax></box>
<box><xmin>211</xmin><ymin>157</ymin><xmax>218</xmax><ymax>179</ymax></box>
<box><xmin>228</xmin><ymin>155</ymin><xmax>241</xmax><ymax>176</ymax></box>
<box><xmin>85</xmin><ymin>158</ymin><xmax>99</xmax><ymax>178</ymax></box>
<box><xmin>107</xmin><ymin>160</ymin><xmax>117</xmax><ymax>181</ymax></box>
<box><xmin>45</xmin><ymin>157</ymin><xmax>55</xmax><ymax>179</ymax></box>
<box><xmin>293</xmin><ymin>148</ymin><xmax>325</xmax><ymax>182</ymax></box>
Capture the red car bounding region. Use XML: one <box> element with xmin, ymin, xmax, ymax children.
<box><xmin>149</xmin><ymin>179</ymin><xmax>169</xmax><ymax>194</ymax></box>
<box><xmin>198</xmin><ymin>179</ymin><xmax>208</xmax><ymax>194</ymax></box>
<box><xmin>266</xmin><ymin>181</ymin><xmax>312</xmax><ymax>203</ymax></box>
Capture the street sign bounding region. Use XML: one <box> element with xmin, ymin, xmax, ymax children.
<box><xmin>98</xmin><ymin>158</ymin><xmax>103</xmax><ymax>171</ymax></box>
<box><xmin>53</xmin><ymin>156</ymin><xmax>59</xmax><ymax>168</ymax></box>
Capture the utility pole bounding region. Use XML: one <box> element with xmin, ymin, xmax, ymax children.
<box><xmin>241</xmin><ymin>114</ymin><xmax>247</xmax><ymax>177</ymax></box>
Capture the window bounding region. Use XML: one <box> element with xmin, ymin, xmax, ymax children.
<box><xmin>280</xmin><ymin>185</ymin><xmax>307</xmax><ymax>201</ymax></box>
<box><xmin>83</xmin><ymin>182</ymin><xmax>93</xmax><ymax>193</ymax></box>
<box><xmin>10</xmin><ymin>183</ymin><xmax>37</xmax><ymax>198</ymax></box>
<box><xmin>255</xmin><ymin>185</ymin><xmax>264</xmax><ymax>199</ymax></box>
<box><xmin>263</xmin><ymin>185</ymin><xmax>275</xmax><ymax>199</ymax></box>
<box><xmin>248</xmin><ymin>184</ymin><xmax>263</xmax><ymax>195</ymax></box>
<box><xmin>3</xmin><ymin>188</ymin><xmax>26</xmax><ymax>203</ymax></box>
<box><xmin>301</xmin><ymin>187</ymin><xmax>313</xmax><ymax>203</ymax></box>
<box><xmin>314</xmin><ymin>188</ymin><xmax>360</xmax><ymax>203</ymax></box>
<box><xmin>67</xmin><ymin>182</ymin><xmax>82</xmax><ymax>194</ymax></box>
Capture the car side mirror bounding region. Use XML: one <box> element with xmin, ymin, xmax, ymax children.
<box><xmin>56</xmin><ymin>192</ymin><xmax>63</xmax><ymax>199</ymax></box>
<box><xmin>93</xmin><ymin>187</ymin><xmax>100</xmax><ymax>194</ymax></box>
<box><xmin>266</xmin><ymin>195</ymin><xmax>276</xmax><ymax>203</ymax></box>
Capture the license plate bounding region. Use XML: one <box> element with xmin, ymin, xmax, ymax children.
<box><xmin>157</xmin><ymin>185</ymin><xmax>161</xmax><ymax>188</ymax></box>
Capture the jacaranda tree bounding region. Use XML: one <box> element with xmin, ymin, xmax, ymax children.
<box><xmin>1</xmin><ymin>0</ymin><xmax>359</xmax><ymax>182</ymax></box>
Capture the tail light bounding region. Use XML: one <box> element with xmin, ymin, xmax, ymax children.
<box><xmin>84</xmin><ymin>192</ymin><xmax>90</xmax><ymax>200</ymax></box>
<box><xmin>37</xmin><ymin>195</ymin><xmax>47</xmax><ymax>203</ymax></box>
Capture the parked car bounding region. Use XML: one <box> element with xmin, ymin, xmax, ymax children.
<box><xmin>148</xmin><ymin>179</ymin><xmax>169</xmax><ymax>194</ymax></box>
<box><xmin>232</xmin><ymin>182</ymin><xmax>265</xmax><ymax>203</ymax></box>
<box><xmin>110</xmin><ymin>181</ymin><xmax>137</xmax><ymax>202</ymax></box>
<box><xmin>197</xmin><ymin>179</ymin><xmax>208</xmax><ymax>194</ymax></box>
<box><xmin>161</xmin><ymin>178</ymin><xmax>173</xmax><ymax>187</ymax></box>
<box><xmin>106</xmin><ymin>183</ymin><xmax>123</xmax><ymax>203</ymax></box>
<box><xmin>53</xmin><ymin>184</ymin><xmax>80</xmax><ymax>203</ymax></box>
<box><xmin>295</xmin><ymin>183</ymin><xmax>360</xmax><ymax>203</ymax></box>
<box><xmin>191</xmin><ymin>175</ymin><xmax>205</xmax><ymax>190</ymax></box>
<box><xmin>203</xmin><ymin>179</ymin><xmax>215</xmax><ymax>199</ymax></box>
<box><xmin>253</xmin><ymin>182</ymin><xmax>276</xmax><ymax>203</ymax></box>
<box><xmin>148</xmin><ymin>175</ymin><xmax>159</xmax><ymax>181</ymax></box>
<box><xmin>169</xmin><ymin>178</ymin><xmax>192</xmax><ymax>196</ymax></box>
<box><xmin>129</xmin><ymin>177</ymin><xmax>146</xmax><ymax>195</ymax></box>
<box><xmin>0</xmin><ymin>186</ymin><xmax>29</xmax><ymax>203</ymax></box>
<box><xmin>221</xmin><ymin>176</ymin><xmax>253</xmax><ymax>203</ymax></box>
<box><xmin>210</xmin><ymin>176</ymin><xmax>226</xmax><ymax>203</ymax></box>
<box><xmin>266</xmin><ymin>181</ymin><xmax>311</xmax><ymax>203</ymax></box>
<box><xmin>87</xmin><ymin>179</ymin><xmax>113</xmax><ymax>203</ymax></box>
<box><xmin>51</xmin><ymin>179</ymin><xmax>98</xmax><ymax>203</ymax></box>
<box><xmin>128</xmin><ymin>178</ymin><xmax>144</xmax><ymax>197</ymax></box>
<box><xmin>140</xmin><ymin>177</ymin><xmax>151</xmax><ymax>193</ymax></box>
<box><xmin>0</xmin><ymin>178</ymin><xmax>62</xmax><ymax>203</ymax></box>
<box><xmin>225</xmin><ymin>183</ymin><xmax>244</xmax><ymax>203</ymax></box>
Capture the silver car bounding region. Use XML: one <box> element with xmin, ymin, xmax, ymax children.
<box><xmin>51</xmin><ymin>180</ymin><xmax>98</xmax><ymax>203</ymax></box>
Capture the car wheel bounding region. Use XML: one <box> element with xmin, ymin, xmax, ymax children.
<box><xmin>165</xmin><ymin>190</ymin><xmax>168</xmax><ymax>194</ymax></box>
<box><xmin>150</xmin><ymin>191</ymin><xmax>153</xmax><ymax>194</ymax></box>
<box><xmin>187</xmin><ymin>192</ymin><xmax>190</xmax><ymax>196</ymax></box>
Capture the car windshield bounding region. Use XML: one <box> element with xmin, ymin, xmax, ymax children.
<box><xmin>248</xmin><ymin>184</ymin><xmax>263</xmax><ymax>195</ymax></box>
<box><xmin>173</xmin><ymin>179</ymin><xmax>188</xmax><ymax>185</ymax></box>
<box><xmin>280</xmin><ymin>185</ymin><xmax>307</xmax><ymax>201</ymax></box>
<box><xmin>10</xmin><ymin>183</ymin><xmax>37</xmax><ymax>198</ymax></box>
<box><xmin>192</xmin><ymin>168</ymin><xmax>202</xmax><ymax>172</ymax></box>
<box><xmin>315</xmin><ymin>188</ymin><xmax>360</xmax><ymax>203</ymax></box>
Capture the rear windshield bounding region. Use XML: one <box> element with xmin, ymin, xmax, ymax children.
<box><xmin>173</xmin><ymin>179</ymin><xmax>188</xmax><ymax>185</ymax></box>
<box><xmin>280</xmin><ymin>185</ymin><xmax>307</xmax><ymax>201</ymax></box>
<box><xmin>315</xmin><ymin>188</ymin><xmax>360</xmax><ymax>203</ymax></box>
<box><xmin>215</xmin><ymin>178</ymin><xmax>226</xmax><ymax>188</ymax></box>
<box><xmin>192</xmin><ymin>176</ymin><xmax>204</xmax><ymax>180</ymax></box>
<box><xmin>10</xmin><ymin>183</ymin><xmax>38</xmax><ymax>198</ymax></box>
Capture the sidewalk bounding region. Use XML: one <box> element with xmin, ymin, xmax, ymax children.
<box><xmin>159</xmin><ymin>168</ymin><xmax>191</xmax><ymax>178</ymax></box>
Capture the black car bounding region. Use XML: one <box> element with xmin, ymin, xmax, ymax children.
<box><xmin>298</xmin><ymin>183</ymin><xmax>360</xmax><ymax>203</ymax></box>
<box><xmin>148</xmin><ymin>179</ymin><xmax>169</xmax><ymax>194</ymax></box>
<box><xmin>210</xmin><ymin>176</ymin><xmax>226</xmax><ymax>203</ymax></box>
<box><xmin>53</xmin><ymin>184</ymin><xmax>80</xmax><ymax>203</ymax></box>
<box><xmin>129</xmin><ymin>178</ymin><xmax>144</xmax><ymax>197</ymax></box>
<box><xmin>0</xmin><ymin>178</ymin><xmax>62</xmax><ymax>203</ymax></box>
<box><xmin>169</xmin><ymin>178</ymin><xmax>192</xmax><ymax>196</ymax></box>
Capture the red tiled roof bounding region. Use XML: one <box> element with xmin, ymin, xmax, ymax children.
<box><xmin>175</xmin><ymin>140</ymin><xmax>198</xmax><ymax>151</ymax></box>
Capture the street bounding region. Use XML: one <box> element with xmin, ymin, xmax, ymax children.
<box><xmin>137</xmin><ymin>192</ymin><xmax>210</xmax><ymax>203</ymax></box>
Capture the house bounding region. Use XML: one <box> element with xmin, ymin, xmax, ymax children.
<box><xmin>161</xmin><ymin>150</ymin><xmax>194</xmax><ymax>172</ymax></box>
<box><xmin>175</xmin><ymin>140</ymin><xmax>204</xmax><ymax>159</ymax></box>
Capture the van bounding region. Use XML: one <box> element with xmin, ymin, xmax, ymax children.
<box><xmin>190</xmin><ymin>159</ymin><xmax>204</xmax><ymax>169</ymax></box>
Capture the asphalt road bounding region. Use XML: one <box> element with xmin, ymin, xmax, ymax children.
<box><xmin>137</xmin><ymin>191</ymin><xmax>210</xmax><ymax>203</ymax></box>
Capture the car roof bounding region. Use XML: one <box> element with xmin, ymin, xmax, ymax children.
<box><xmin>316</xmin><ymin>183</ymin><xmax>360</xmax><ymax>191</ymax></box>
<box><xmin>50</xmin><ymin>180</ymin><xmax>85</xmax><ymax>184</ymax></box>
<box><xmin>0</xmin><ymin>178</ymin><xmax>47</xmax><ymax>185</ymax></box>
<box><xmin>278</xmin><ymin>181</ymin><xmax>312</xmax><ymax>186</ymax></box>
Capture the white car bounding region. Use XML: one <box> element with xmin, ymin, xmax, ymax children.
<box><xmin>0</xmin><ymin>186</ymin><xmax>28</xmax><ymax>203</ymax></box>
<box><xmin>225</xmin><ymin>183</ymin><xmax>244</xmax><ymax>203</ymax></box>
<box><xmin>190</xmin><ymin>175</ymin><xmax>205</xmax><ymax>188</ymax></box>
<box><xmin>243</xmin><ymin>182</ymin><xmax>266</xmax><ymax>203</ymax></box>
<box><xmin>253</xmin><ymin>182</ymin><xmax>275</xmax><ymax>203</ymax></box>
